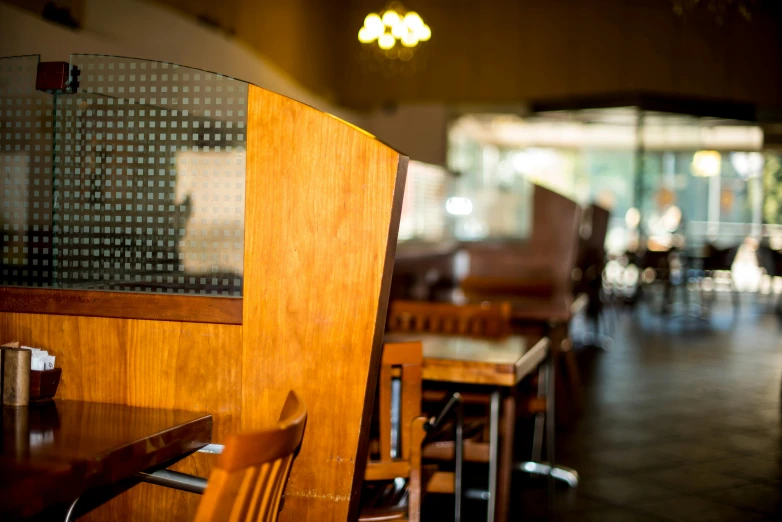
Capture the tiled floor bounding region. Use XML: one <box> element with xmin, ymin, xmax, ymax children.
<box><xmin>430</xmin><ymin>293</ymin><xmax>782</xmax><ymax>521</ymax></box>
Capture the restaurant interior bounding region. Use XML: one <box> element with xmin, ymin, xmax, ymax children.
<box><xmin>1</xmin><ymin>1</ymin><xmax>782</xmax><ymax>521</ymax></box>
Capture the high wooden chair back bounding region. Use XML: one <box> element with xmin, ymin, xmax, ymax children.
<box><xmin>362</xmin><ymin>342</ymin><xmax>427</xmax><ymax>522</ymax></box>
<box><xmin>386</xmin><ymin>300</ymin><xmax>512</xmax><ymax>338</ymax></box>
<box><xmin>460</xmin><ymin>184</ymin><xmax>582</xmax><ymax>298</ymax></box>
<box><xmin>194</xmin><ymin>392</ymin><xmax>307</xmax><ymax>522</ymax></box>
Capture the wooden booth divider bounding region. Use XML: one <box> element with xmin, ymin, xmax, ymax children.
<box><xmin>0</xmin><ymin>79</ymin><xmax>407</xmax><ymax>521</ymax></box>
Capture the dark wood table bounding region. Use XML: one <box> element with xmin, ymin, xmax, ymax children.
<box><xmin>0</xmin><ymin>399</ymin><xmax>212</xmax><ymax>520</ymax></box>
<box><xmin>385</xmin><ymin>333</ymin><xmax>549</xmax><ymax>522</ymax></box>
<box><xmin>453</xmin><ymin>291</ymin><xmax>587</xmax><ymax>418</ymax></box>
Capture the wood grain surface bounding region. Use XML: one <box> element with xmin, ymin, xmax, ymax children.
<box><xmin>0</xmin><ymin>312</ymin><xmax>241</xmax><ymax>522</ymax></box>
<box><xmin>0</xmin><ymin>287</ymin><xmax>242</xmax><ymax>325</ymax></box>
<box><xmin>0</xmin><ymin>83</ymin><xmax>405</xmax><ymax>522</ymax></box>
<box><xmin>194</xmin><ymin>392</ymin><xmax>306</xmax><ymax>522</ymax></box>
<box><xmin>0</xmin><ymin>400</ymin><xmax>212</xmax><ymax>520</ymax></box>
<box><xmin>241</xmin><ymin>84</ymin><xmax>406</xmax><ymax>522</ymax></box>
<box><xmin>384</xmin><ymin>334</ymin><xmax>549</xmax><ymax>387</ymax></box>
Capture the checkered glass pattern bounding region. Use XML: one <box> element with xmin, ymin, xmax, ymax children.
<box><xmin>0</xmin><ymin>55</ymin><xmax>55</xmax><ymax>288</ymax></box>
<box><xmin>1</xmin><ymin>54</ymin><xmax>248</xmax><ymax>296</ymax></box>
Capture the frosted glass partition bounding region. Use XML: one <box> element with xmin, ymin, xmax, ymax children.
<box><xmin>0</xmin><ymin>55</ymin><xmax>55</xmax><ymax>289</ymax></box>
<box><xmin>0</xmin><ymin>54</ymin><xmax>248</xmax><ymax>296</ymax></box>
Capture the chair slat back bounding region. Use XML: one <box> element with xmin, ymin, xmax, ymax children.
<box><xmin>194</xmin><ymin>391</ymin><xmax>307</xmax><ymax>522</ymax></box>
<box><xmin>378</xmin><ymin>342</ymin><xmax>423</xmax><ymax>462</ymax></box>
<box><xmin>386</xmin><ymin>300</ymin><xmax>512</xmax><ymax>338</ymax></box>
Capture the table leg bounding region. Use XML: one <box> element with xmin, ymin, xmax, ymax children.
<box><xmin>487</xmin><ymin>391</ymin><xmax>500</xmax><ymax>522</ymax></box>
<box><xmin>496</xmin><ymin>391</ymin><xmax>516</xmax><ymax>522</ymax></box>
<box><xmin>531</xmin><ymin>361</ymin><xmax>546</xmax><ymax>462</ymax></box>
<box><xmin>516</xmin><ymin>351</ymin><xmax>579</xmax><ymax>489</ymax></box>
<box><xmin>549</xmin><ymin>321</ymin><xmax>582</xmax><ymax>423</ymax></box>
<box><xmin>542</xmin><ymin>336</ymin><xmax>578</xmax><ymax>490</ymax></box>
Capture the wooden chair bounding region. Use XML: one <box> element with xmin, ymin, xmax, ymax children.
<box><xmin>360</xmin><ymin>342</ymin><xmax>429</xmax><ymax>522</ymax></box>
<box><xmin>383</xmin><ymin>296</ymin><xmax>576</xmax><ymax>495</ymax></box>
<box><xmin>193</xmin><ymin>391</ymin><xmax>307</xmax><ymax>522</ymax></box>
<box><xmin>386</xmin><ymin>300</ymin><xmax>513</xmax><ymax>338</ymax></box>
<box><xmin>386</xmin><ymin>299</ymin><xmax>512</xmax><ymax>412</ymax></box>
<box><xmin>385</xmin><ymin>300</ymin><xmax>509</xmax><ymax>482</ymax></box>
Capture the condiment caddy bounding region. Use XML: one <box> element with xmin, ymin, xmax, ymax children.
<box><xmin>1</xmin><ymin>342</ymin><xmax>61</xmax><ymax>406</ymax></box>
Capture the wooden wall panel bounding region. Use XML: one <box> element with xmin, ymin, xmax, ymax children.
<box><xmin>0</xmin><ymin>288</ymin><xmax>242</xmax><ymax>325</ymax></box>
<box><xmin>64</xmin><ymin>316</ymin><xmax>129</xmax><ymax>404</ymax></box>
<box><xmin>0</xmin><ymin>312</ymin><xmax>242</xmax><ymax>522</ymax></box>
<box><xmin>241</xmin><ymin>85</ymin><xmax>406</xmax><ymax>521</ymax></box>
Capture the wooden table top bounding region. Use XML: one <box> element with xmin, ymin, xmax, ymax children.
<box><xmin>0</xmin><ymin>400</ymin><xmax>212</xmax><ymax>520</ymax></box>
<box><xmin>384</xmin><ymin>334</ymin><xmax>549</xmax><ymax>387</ymax></box>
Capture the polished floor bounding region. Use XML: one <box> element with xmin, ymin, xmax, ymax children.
<box><xmin>430</xmin><ymin>292</ymin><xmax>782</xmax><ymax>521</ymax></box>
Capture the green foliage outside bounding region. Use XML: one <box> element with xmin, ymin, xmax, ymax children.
<box><xmin>763</xmin><ymin>154</ymin><xmax>782</xmax><ymax>225</ymax></box>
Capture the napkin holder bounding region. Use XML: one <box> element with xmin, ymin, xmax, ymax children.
<box><xmin>30</xmin><ymin>368</ymin><xmax>62</xmax><ymax>403</ymax></box>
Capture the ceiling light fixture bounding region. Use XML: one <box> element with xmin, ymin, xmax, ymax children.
<box><xmin>358</xmin><ymin>2</ymin><xmax>431</xmax><ymax>56</ymax></box>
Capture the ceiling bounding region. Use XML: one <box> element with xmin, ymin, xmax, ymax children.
<box><xmin>9</xmin><ymin>0</ymin><xmax>782</xmax><ymax>111</ymax></box>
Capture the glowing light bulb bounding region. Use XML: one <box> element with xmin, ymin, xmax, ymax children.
<box><xmin>364</xmin><ymin>13</ymin><xmax>383</xmax><ymax>33</ymax></box>
<box><xmin>360</xmin><ymin>8</ymin><xmax>430</xmax><ymax>51</ymax></box>
<box><xmin>404</xmin><ymin>12</ymin><xmax>424</xmax><ymax>30</ymax></box>
<box><xmin>401</xmin><ymin>32</ymin><xmax>419</xmax><ymax>47</ymax></box>
<box><xmin>370</xmin><ymin>24</ymin><xmax>385</xmax><ymax>39</ymax></box>
<box><xmin>358</xmin><ymin>27</ymin><xmax>375</xmax><ymax>43</ymax></box>
<box><xmin>382</xmin><ymin>10</ymin><xmax>401</xmax><ymax>27</ymax></box>
<box><xmin>378</xmin><ymin>33</ymin><xmax>396</xmax><ymax>49</ymax></box>
<box><xmin>416</xmin><ymin>24</ymin><xmax>431</xmax><ymax>41</ymax></box>
<box><xmin>391</xmin><ymin>23</ymin><xmax>407</xmax><ymax>38</ymax></box>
